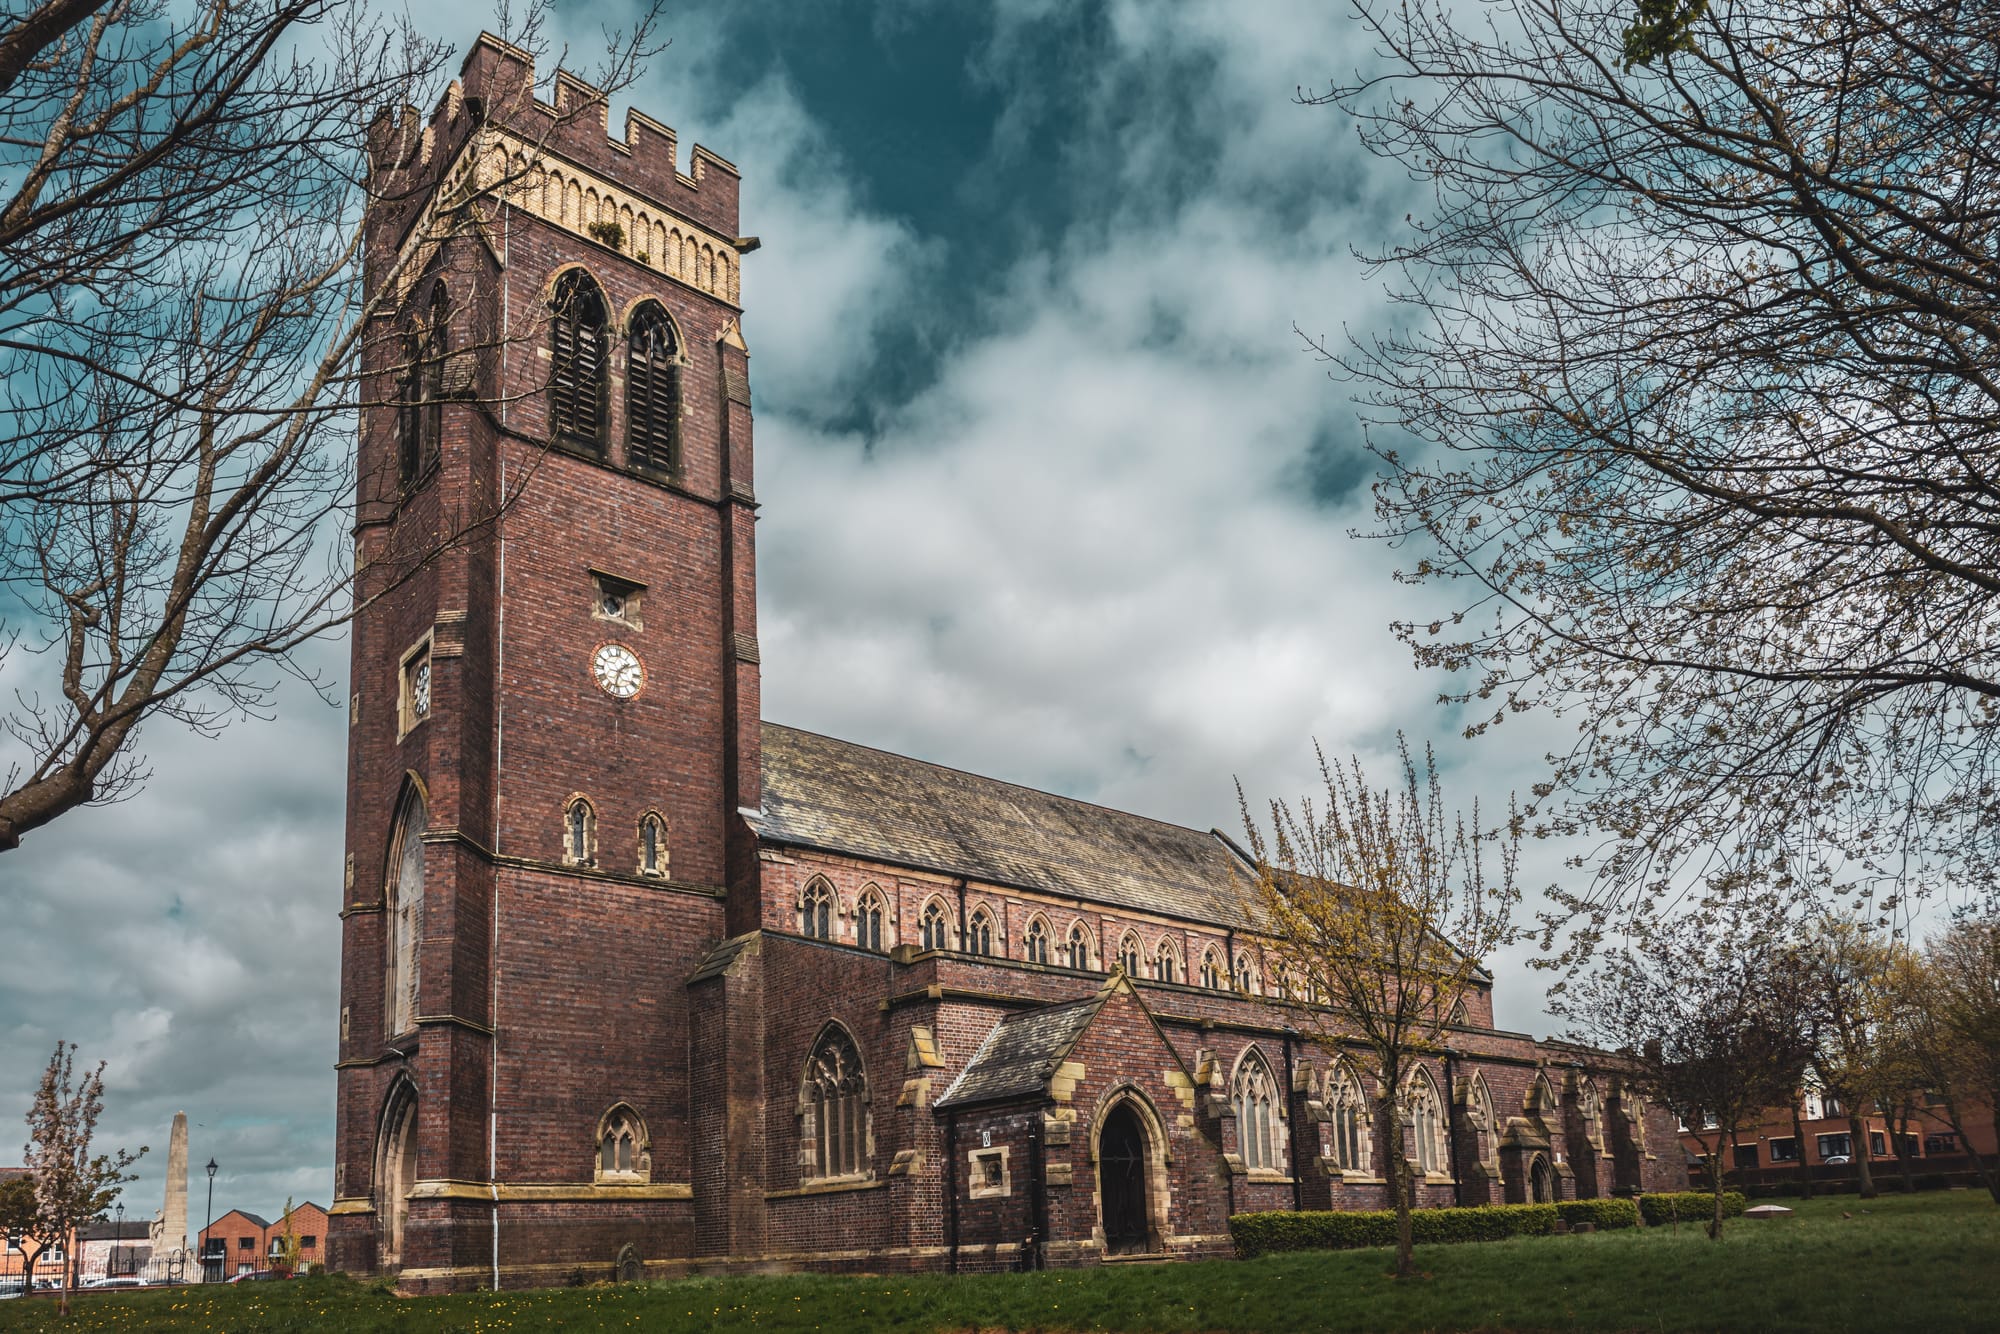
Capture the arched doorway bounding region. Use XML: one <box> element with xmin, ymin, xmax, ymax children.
<box><xmin>376</xmin><ymin>1090</ymin><xmax>418</xmax><ymax>1269</ymax></box>
<box><xmin>1530</xmin><ymin>1153</ymin><xmax>1555</xmax><ymax>1203</ymax></box>
<box><xmin>1098</xmin><ymin>1102</ymin><xmax>1152</xmax><ymax>1255</ymax></box>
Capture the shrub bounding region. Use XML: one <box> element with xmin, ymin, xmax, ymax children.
<box><xmin>1639</xmin><ymin>1190</ymin><xmax>1747</xmax><ymax>1225</ymax></box>
<box><xmin>1558</xmin><ymin>1197</ymin><xmax>1640</xmax><ymax>1230</ymax></box>
<box><xmin>1231</xmin><ymin>1202</ymin><xmax>1562</xmax><ymax>1258</ymax></box>
<box><xmin>587</xmin><ymin>220</ymin><xmax>626</xmax><ymax>251</ymax></box>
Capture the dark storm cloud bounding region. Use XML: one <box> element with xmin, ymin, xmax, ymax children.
<box><xmin>0</xmin><ymin>0</ymin><xmax>1578</xmax><ymax>1226</ymax></box>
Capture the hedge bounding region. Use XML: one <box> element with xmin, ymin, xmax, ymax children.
<box><xmin>1230</xmin><ymin>1197</ymin><xmax>1649</xmax><ymax>1258</ymax></box>
<box><xmin>1558</xmin><ymin>1197</ymin><xmax>1641</xmax><ymax>1230</ymax></box>
<box><xmin>1639</xmin><ymin>1190</ymin><xmax>1747</xmax><ymax>1225</ymax></box>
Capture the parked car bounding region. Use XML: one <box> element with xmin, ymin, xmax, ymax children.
<box><xmin>0</xmin><ymin>1284</ymin><xmax>26</xmax><ymax>1300</ymax></box>
<box><xmin>84</xmin><ymin>1276</ymin><xmax>143</xmax><ymax>1289</ymax></box>
<box><xmin>1822</xmin><ymin>1154</ymin><xmax>1851</xmax><ymax>1165</ymax></box>
<box><xmin>226</xmin><ymin>1270</ymin><xmax>286</xmax><ymax>1283</ymax></box>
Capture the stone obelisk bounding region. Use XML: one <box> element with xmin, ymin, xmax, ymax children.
<box><xmin>147</xmin><ymin>1112</ymin><xmax>188</xmax><ymax>1280</ymax></box>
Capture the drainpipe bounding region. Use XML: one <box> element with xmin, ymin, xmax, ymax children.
<box><xmin>1443</xmin><ymin>1047</ymin><xmax>1463</xmax><ymax>1208</ymax></box>
<box><xmin>944</xmin><ymin>1111</ymin><xmax>960</xmax><ymax>1275</ymax></box>
<box><xmin>954</xmin><ymin>877</ymin><xmax>968</xmax><ymax>951</ymax></box>
<box><xmin>1027</xmin><ymin>1109</ymin><xmax>1048</xmax><ymax>1271</ymax></box>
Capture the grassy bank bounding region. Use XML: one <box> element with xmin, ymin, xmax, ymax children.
<box><xmin>1</xmin><ymin>1190</ymin><xmax>1992</xmax><ymax>1332</ymax></box>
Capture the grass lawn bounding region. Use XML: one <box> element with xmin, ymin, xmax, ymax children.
<box><xmin>2</xmin><ymin>1190</ymin><xmax>1993</xmax><ymax>1333</ymax></box>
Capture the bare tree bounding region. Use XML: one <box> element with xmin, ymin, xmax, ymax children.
<box><xmin>0</xmin><ymin>1</ymin><xmax>661</xmax><ymax>852</ymax></box>
<box><xmin>1563</xmin><ymin>912</ymin><xmax>1815</xmax><ymax>1238</ymax></box>
<box><xmin>1304</xmin><ymin>0</ymin><xmax>2000</xmax><ymax>958</ymax></box>
<box><xmin>1239</xmin><ymin>734</ymin><xmax>1519</xmax><ymax>1279</ymax></box>
<box><xmin>21</xmin><ymin>1042</ymin><xmax>144</xmax><ymax>1314</ymax></box>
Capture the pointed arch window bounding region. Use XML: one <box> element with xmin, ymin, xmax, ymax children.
<box><xmin>384</xmin><ymin>786</ymin><xmax>427</xmax><ymax>1035</ymax></box>
<box><xmin>563</xmin><ymin>796</ymin><xmax>596</xmax><ymax>867</ymax></box>
<box><xmin>1328</xmin><ymin>1064</ymin><xmax>1371</xmax><ymax>1173</ymax></box>
<box><xmin>918</xmin><ymin>900</ymin><xmax>951</xmax><ymax>951</ymax></box>
<box><xmin>799</xmin><ymin>877</ymin><xmax>834</xmax><ymax>940</ymax></box>
<box><xmin>804</xmin><ymin>1026</ymin><xmax>867</xmax><ymax>1179</ymax></box>
<box><xmin>626</xmin><ymin>303</ymin><xmax>681</xmax><ymax>475</ymax></box>
<box><xmin>966</xmin><ymin>907</ymin><xmax>994</xmax><ymax>956</ymax></box>
<box><xmin>1023</xmin><ymin>917</ymin><xmax>1050</xmax><ymax>965</ymax></box>
<box><xmin>595</xmin><ymin>1106</ymin><xmax>649</xmax><ymax>1182</ymax></box>
<box><xmin>1118</xmin><ymin>932</ymin><xmax>1141</xmax><ymax>977</ymax></box>
<box><xmin>1234</xmin><ymin>955</ymin><xmax>1257</xmax><ymax>994</ymax></box>
<box><xmin>1234</xmin><ymin>1050</ymin><xmax>1282</xmax><ymax>1171</ymax></box>
<box><xmin>399</xmin><ymin>282</ymin><xmax>448</xmax><ymax>488</ymax></box>
<box><xmin>857</xmin><ymin>886</ymin><xmax>886</xmax><ymax>952</ymax></box>
<box><xmin>1578</xmin><ymin>1078</ymin><xmax>1603</xmax><ymax>1152</ymax></box>
<box><xmin>637</xmin><ymin>811</ymin><xmax>667</xmax><ymax>878</ymax></box>
<box><xmin>1154</xmin><ymin>939</ymin><xmax>1179</xmax><ymax>984</ymax></box>
<box><xmin>1468</xmin><ymin>1074</ymin><xmax>1500</xmax><ymax>1170</ymax></box>
<box><xmin>1064</xmin><ymin>922</ymin><xmax>1093</xmax><ymax>971</ymax></box>
<box><xmin>549</xmin><ymin>270</ymin><xmax>608</xmax><ymax>449</ymax></box>
<box><xmin>1199</xmin><ymin>948</ymin><xmax>1224</xmax><ymax>990</ymax></box>
<box><xmin>1408</xmin><ymin>1069</ymin><xmax>1446</xmax><ymax>1175</ymax></box>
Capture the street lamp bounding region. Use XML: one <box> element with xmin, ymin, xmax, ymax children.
<box><xmin>113</xmin><ymin>1203</ymin><xmax>124</xmax><ymax>1278</ymax></box>
<box><xmin>202</xmin><ymin>1159</ymin><xmax>218</xmax><ymax>1284</ymax></box>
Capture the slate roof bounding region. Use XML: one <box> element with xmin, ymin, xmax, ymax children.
<box><xmin>935</xmin><ymin>993</ymin><xmax>1106</xmax><ymax>1110</ymax></box>
<box><xmin>756</xmin><ymin>723</ymin><xmax>1260</xmax><ymax>928</ymax></box>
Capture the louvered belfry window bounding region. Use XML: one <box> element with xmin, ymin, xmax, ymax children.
<box><xmin>626</xmin><ymin>303</ymin><xmax>680</xmax><ymax>475</ymax></box>
<box><xmin>549</xmin><ymin>270</ymin><xmax>608</xmax><ymax>450</ymax></box>
<box><xmin>398</xmin><ymin>283</ymin><xmax>448</xmax><ymax>487</ymax></box>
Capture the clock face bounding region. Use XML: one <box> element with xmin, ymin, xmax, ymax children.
<box><xmin>412</xmin><ymin>659</ymin><xmax>431</xmax><ymax>716</ymax></box>
<box><xmin>592</xmin><ymin>643</ymin><xmax>644</xmax><ymax>699</ymax></box>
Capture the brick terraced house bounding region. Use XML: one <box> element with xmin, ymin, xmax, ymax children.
<box><xmin>328</xmin><ymin>33</ymin><xmax>1683</xmax><ymax>1292</ymax></box>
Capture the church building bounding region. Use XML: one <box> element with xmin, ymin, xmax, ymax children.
<box><xmin>328</xmin><ymin>34</ymin><xmax>1682</xmax><ymax>1292</ymax></box>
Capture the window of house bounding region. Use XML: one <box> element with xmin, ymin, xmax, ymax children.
<box><xmin>1199</xmin><ymin>949</ymin><xmax>1224</xmax><ymax>989</ymax></box>
<box><xmin>805</xmin><ymin>1026</ymin><xmax>867</xmax><ymax>1179</ymax></box>
<box><xmin>239</xmin><ymin>1237</ymin><xmax>254</xmax><ymax>1252</ymax></box>
<box><xmin>5</xmin><ymin>1230</ymin><xmax>19</xmax><ymax>1252</ymax></box>
<box><xmin>1926</xmin><ymin>1132</ymin><xmax>1957</xmax><ymax>1154</ymax></box>
<box><xmin>1822</xmin><ymin>1095</ymin><xmax>1844</xmax><ymax>1119</ymax></box>
<box><xmin>1023</xmin><ymin>918</ymin><xmax>1050</xmax><ymax>965</ymax></box>
<box><xmin>798</xmin><ymin>878</ymin><xmax>833</xmax><ymax>940</ymax></box>
<box><xmin>399</xmin><ymin>281</ymin><xmax>448</xmax><ymax>488</ymax></box>
<box><xmin>1869</xmin><ymin>1131</ymin><xmax>1886</xmax><ymax>1157</ymax></box>
<box><xmin>597</xmin><ymin>1106</ymin><xmax>647</xmax><ymax>1181</ymax></box>
<box><xmin>1733</xmin><ymin>1144</ymin><xmax>1759</xmax><ymax>1170</ymax></box>
<box><xmin>637</xmin><ymin>811</ymin><xmax>668</xmax><ymax>878</ymax></box>
<box><xmin>592</xmin><ymin>571</ymin><xmax>644</xmax><ymax>629</ymax></box>
<box><xmin>1234</xmin><ymin>1050</ymin><xmax>1281</xmax><ymax>1171</ymax></box>
<box><xmin>563</xmin><ymin>796</ymin><xmax>596</xmax><ymax>868</ymax></box>
<box><xmin>1155</xmin><ymin>941</ymin><xmax>1178</xmax><ymax>984</ymax></box>
<box><xmin>856</xmin><ymin>887</ymin><xmax>886</xmax><ymax>952</ymax></box>
<box><xmin>549</xmin><ymin>270</ymin><xmax>609</xmax><ymax>449</ymax></box>
<box><xmin>1119</xmin><ymin>933</ymin><xmax>1141</xmax><ymax>977</ymax></box>
<box><xmin>919</xmin><ymin>900</ymin><xmax>951</xmax><ymax>951</ymax></box>
<box><xmin>1817</xmin><ymin>1133</ymin><xmax>1852</xmax><ymax>1160</ymax></box>
<box><xmin>1408</xmin><ymin>1070</ymin><xmax>1446</xmax><ymax>1175</ymax></box>
<box><xmin>966</xmin><ymin>907</ymin><xmax>994</xmax><ymax>956</ymax></box>
<box><xmin>1065</xmin><ymin>923</ymin><xmax>1092</xmax><ymax>970</ymax></box>
<box><xmin>385</xmin><ymin>784</ymin><xmax>427</xmax><ymax>1035</ymax></box>
<box><xmin>626</xmin><ymin>303</ymin><xmax>681</xmax><ymax>476</ymax></box>
<box><xmin>1769</xmin><ymin>1136</ymin><xmax>1800</xmax><ymax>1162</ymax></box>
<box><xmin>300</xmin><ymin>1236</ymin><xmax>317</xmax><ymax>1250</ymax></box>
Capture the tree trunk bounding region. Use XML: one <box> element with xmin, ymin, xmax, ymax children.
<box><xmin>1889</xmin><ymin>1101</ymin><xmax>1917</xmax><ymax>1194</ymax></box>
<box><xmin>1702</xmin><ymin>1130</ymin><xmax>1727</xmax><ymax>1240</ymax></box>
<box><xmin>1849</xmin><ymin>1114</ymin><xmax>1877</xmax><ymax>1199</ymax></box>
<box><xmin>1791</xmin><ymin>1101</ymin><xmax>1812</xmax><ymax>1200</ymax></box>
<box><xmin>1381</xmin><ymin>1086</ymin><xmax>1415</xmax><ymax>1278</ymax></box>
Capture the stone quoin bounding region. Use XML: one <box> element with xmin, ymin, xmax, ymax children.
<box><xmin>328</xmin><ymin>32</ymin><xmax>1684</xmax><ymax>1293</ymax></box>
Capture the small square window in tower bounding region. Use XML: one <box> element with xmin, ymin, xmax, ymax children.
<box><xmin>592</xmin><ymin>571</ymin><xmax>645</xmax><ymax>629</ymax></box>
<box><xmin>397</xmin><ymin>638</ymin><xmax>432</xmax><ymax>738</ymax></box>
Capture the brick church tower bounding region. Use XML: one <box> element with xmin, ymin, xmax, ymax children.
<box><xmin>329</xmin><ymin>36</ymin><xmax>759</xmax><ymax>1286</ymax></box>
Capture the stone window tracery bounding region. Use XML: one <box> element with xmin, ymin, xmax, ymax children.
<box><xmin>804</xmin><ymin>1025</ymin><xmax>867</xmax><ymax>1179</ymax></box>
<box><xmin>1023</xmin><ymin>916</ymin><xmax>1051</xmax><ymax>965</ymax></box>
<box><xmin>1154</xmin><ymin>938</ymin><xmax>1180</xmax><ymax>984</ymax></box>
<box><xmin>626</xmin><ymin>302</ymin><xmax>680</xmax><ymax>475</ymax></box>
<box><xmin>1328</xmin><ymin>1064</ymin><xmax>1371</xmax><ymax>1174</ymax></box>
<box><xmin>399</xmin><ymin>281</ymin><xmax>448</xmax><ymax>488</ymax></box>
<box><xmin>563</xmin><ymin>795</ymin><xmax>596</xmax><ymax>868</ymax></box>
<box><xmin>966</xmin><ymin>906</ymin><xmax>995</xmax><ymax>956</ymax></box>
<box><xmin>549</xmin><ymin>270</ymin><xmax>608</xmax><ymax>449</ymax></box>
<box><xmin>798</xmin><ymin>877</ymin><xmax>834</xmax><ymax>940</ymax></box>
<box><xmin>856</xmin><ymin>886</ymin><xmax>887</xmax><ymax>952</ymax></box>
<box><xmin>1467</xmin><ymin>1073</ymin><xmax>1500</xmax><ymax>1170</ymax></box>
<box><xmin>1119</xmin><ymin>932</ymin><xmax>1142</xmax><ymax>977</ymax></box>
<box><xmin>595</xmin><ymin>1106</ymin><xmax>649</xmax><ymax>1182</ymax></box>
<box><xmin>1233</xmin><ymin>954</ymin><xmax>1257</xmax><ymax>994</ymax></box>
<box><xmin>1408</xmin><ymin>1067</ymin><xmax>1446</xmax><ymax>1176</ymax></box>
<box><xmin>1064</xmin><ymin>922</ymin><xmax>1093</xmax><ymax>970</ymax></box>
<box><xmin>919</xmin><ymin>899</ymin><xmax>951</xmax><ymax>951</ymax></box>
<box><xmin>636</xmin><ymin>811</ymin><xmax>667</xmax><ymax>878</ymax></box>
<box><xmin>1234</xmin><ymin>1049</ymin><xmax>1282</xmax><ymax>1172</ymax></box>
<box><xmin>384</xmin><ymin>785</ymin><xmax>427</xmax><ymax>1035</ymax></box>
<box><xmin>1199</xmin><ymin>947</ymin><xmax>1224</xmax><ymax>989</ymax></box>
<box><xmin>1578</xmin><ymin>1077</ymin><xmax>1603</xmax><ymax>1153</ymax></box>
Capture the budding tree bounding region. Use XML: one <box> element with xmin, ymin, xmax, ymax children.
<box><xmin>1240</xmin><ymin>734</ymin><xmax>1519</xmax><ymax>1279</ymax></box>
<box><xmin>22</xmin><ymin>1042</ymin><xmax>144</xmax><ymax>1314</ymax></box>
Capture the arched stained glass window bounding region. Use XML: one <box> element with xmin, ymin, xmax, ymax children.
<box><xmin>805</xmin><ymin>1026</ymin><xmax>867</xmax><ymax>1178</ymax></box>
<box><xmin>1468</xmin><ymin>1074</ymin><xmax>1499</xmax><ymax>1169</ymax></box>
<box><xmin>1119</xmin><ymin>933</ymin><xmax>1141</xmax><ymax>977</ymax></box>
<box><xmin>596</xmin><ymin>1106</ymin><xmax>647</xmax><ymax>1181</ymax></box>
<box><xmin>1199</xmin><ymin>948</ymin><xmax>1224</xmax><ymax>989</ymax></box>
<box><xmin>1023</xmin><ymin>917</ymin><xmax>1050</xmax><ymax>965</ymax></box>
<box><xmin>1065</xmin><ymin>923</ymin><xmax>1092</xmax><ymax>970</ymax></box>
<box><xmin>1409</xmin><ymin>1069</ymin><xmax>1446</xmax><ymax>1176</ymax></box>
<box><xmin>1328</xmin><ymin>1064</ymin><xmax>1371</xmax><ymax>1173</ymax></box>
<box><xmin>920</xmin><ymin>900</ymin><xmax>951</xmax><ymax>951</ymax></box>
<box><xmin>399</xmin><ymin>282</ymin><xmax>448</xmax><ymax>487</ymax></box>
<box><xmin>1155</xmin><ymin>939</ymin><xmax>1179</xmax><ymax>984</ymax></box>
<box><xmin>966</xmin><ymin>907</ymin><xmax>994</xmax><ymax>956</ymax></box>
<box><xmin>1234</xmin><ymin>1049</ymin><xmax>1282</xmax><ymax>1171</ymax></box>
<box><xmin>1234</xmin><ymin>955</ymin><xmax>1257</xmax><ymax>994</ymax></box>
<box><xmin>626</xmin><ymin>303</ymin><xmax>680</xmax><ymax>474</ymax></box>
<box><xmin>564</xmin><ymin>796</ymin><xmax>595</xmax><ymax>867</ymax></box>
<box><xmin>549</xmin><ymin>270</ymin><xmax>608</xmax><ymax>449</ymax></box>
<box><xmin>385</xmin><ymin>786</ymin><xmax>427</xmax><ymax>1035</ymax></box>
<box><xmin>637</xmin><ymin>811</ymin><xmax>667</xmax><ymax>878</ymax></box>
<box><xmin>857</xmin><ymin>887</ymin><xmax>886</xmax><ymax>952</ymax></box>
<box><xmin>799</xmin><ymin>878</ymin><xmax>834</xmax><ymax>940</ymax></box>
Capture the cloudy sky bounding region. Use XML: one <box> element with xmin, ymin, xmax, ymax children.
<box><xmin>0</xmin><ymin>0</ymin><xmax>1584</xmax><ymax>1229</ymax></box>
